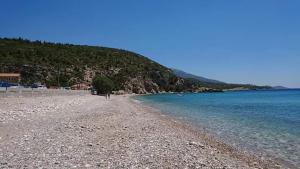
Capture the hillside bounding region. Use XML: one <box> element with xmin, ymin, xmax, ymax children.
<box><xmin>0</xmin><ymin>38</ymin><xmax>182</xmax><ymax>93</ymax></box>
<box><xmin>272</xmin><ymin>86</ymin><xmax>289</xmax><ymax>90</ymax></box>
<box><xmin>0</xmin><ymin>38</ymin><xmax>270</xmax><ymax>93</ymax></box>
<box><xmin>172</xmin><ymin>68</ymin><xmax>224</xmax><ymax>84</ymax></box>
<box><xmin>172</xmin><ymin>69</ymin><xmax>270</xmax><ymax>90</ymax></box>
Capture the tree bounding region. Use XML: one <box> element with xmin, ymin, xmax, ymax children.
<box><xmin>92</xmin><ymin>75</ymin><xmax>114</xmax><ymax>95</ymax></box>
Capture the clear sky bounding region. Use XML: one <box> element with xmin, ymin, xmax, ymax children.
<box><xmin>1</xmin><ymin>0</ymin><xmax>299</xmax><ymax>88</ymax></box>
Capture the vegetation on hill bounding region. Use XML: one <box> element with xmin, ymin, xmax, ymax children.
<box><xmin>0</xmin><ymin>38</ymin><xmax>181</xmax><ymax>93</ymax></box>
<box><xmin>172</xmin><ymin>69</ymin><xmax>270</xmax><ymax>91</ymax></box>
<box><xmin>0</xmin><ymin>38</ymin><xmax>270</xmax><ymax>93</ymax></box>
<box><xmin>182</xmin><ymin>78</ymin><xmax>270</xmax><ymax>90</ymax></box>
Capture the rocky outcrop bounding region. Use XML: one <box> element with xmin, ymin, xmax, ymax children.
<box><xmin>124</xmin><ymin>78</ymin><xmax>146</xmax><ymax>94</ymax></box>
<box><xmin>123</xmin><ymin>78</ymin><xmax>162</xmax><ymax>94</ymax></box>
<box><xmin>144</xmin><ymin>80</ymin><xmax>160</xmax><ymax>94</ymax></box>
<box><xmin>175</xmin><ymin>78</ymin><xmax>185</xmax><ymax>86</ymax></box>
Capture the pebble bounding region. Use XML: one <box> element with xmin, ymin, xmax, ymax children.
<box><xmin>84</xmin><ymin>164</ymin><xmax>91</xmax><ymax>167</ymax></box>
<box><xmin>188</xmin><ymin>141</ymin><xmax>205</xmax><ymax>148</ymax></box>
<box><xmin>0</xmin><ymin>95</ymin><xmax>278</xmax><ymax>169</ymax></box>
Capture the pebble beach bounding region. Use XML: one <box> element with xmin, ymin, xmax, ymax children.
<box><xmin>0</xmin><ymin>95</ymin><xmax>282</xmax><ymax>168</ymax></box>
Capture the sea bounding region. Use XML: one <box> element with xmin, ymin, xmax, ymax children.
<box><xmin>135</xmin><ymin>89</ymin><xmax>300</xmax><ymax>168</ymax></box>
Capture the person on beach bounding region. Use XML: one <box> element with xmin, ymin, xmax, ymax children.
<box><xmin>105</xmin><ymin>92</ymin><xmax>110</xmax><ymax>100</ymax></box>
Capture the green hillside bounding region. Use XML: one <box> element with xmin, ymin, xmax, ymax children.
<box><xmin>0</xmin><ymin>38</ymin><xmax>181</xmax><ymax>93</ymax></box>
<box><xmin>0</xmin><ymin>38</ymin><xmax>270</xmax><ymax>93</ymax></box>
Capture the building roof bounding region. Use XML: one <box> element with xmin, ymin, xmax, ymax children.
<box><xmin>0</xmin><ymin>73</ymin><xmax>21</xmax><ymax>77</ymax></box>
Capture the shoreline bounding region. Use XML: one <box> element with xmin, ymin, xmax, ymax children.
<box><xmin>132</xmin><ymin>93</ymin><xmax>299</xmax><ymax>169</ymax></box>
<box><xmin>128</xmin><ymin>96</ymin><xmax>284</xmax><ymax>169</ymax></box>
<box><xmin>0</xmin><ymin>94</ymin><xmax>287</xmax><ymax>168</ymax></box>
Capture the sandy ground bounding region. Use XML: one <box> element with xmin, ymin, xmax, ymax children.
<box><xmin>0</xmin><ymin>95</ymin><xmax>283</xmax><ymax>169</ymax></box>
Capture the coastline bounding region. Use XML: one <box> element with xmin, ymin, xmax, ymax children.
<box><xmin>129</xmin><ymin>96</ymin><xmax>284</xmax><ymax>169</ymax></box>
<box><xmin>0</xmin><ymin>94</ymin><xmax>284</xmax><ymax>168</ymax></box>
<box><xmin>133</xmin><ymin>91</ymin><xmax>300</xmax><ymax>169</ymax></box>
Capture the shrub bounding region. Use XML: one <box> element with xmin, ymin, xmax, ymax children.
<box><xmin>92</xmin><ymin>75</ymin><xmax>114</xmax><ymax>94</ymax></box>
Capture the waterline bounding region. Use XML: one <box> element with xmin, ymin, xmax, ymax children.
<box><xmin>135</xmin><ymin>90</ymin><xmax>300</xmax><ymax>167</ymax></box>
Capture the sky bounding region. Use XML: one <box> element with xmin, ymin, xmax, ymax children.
<box><xmin>0</xmin><ymin>0</ymin><xmax>299</xmax><ymax>88</ymax></box>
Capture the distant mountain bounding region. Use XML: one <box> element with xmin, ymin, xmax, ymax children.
<box><xmin>172</xmin><ymin>69</ymin><xmax>224</xmax><ymax>84</ymax></box>
<box><xmin>272</xmin><ymin>86</ymin><xmax>289</xmax><ymax>90</ymax></box>
<box><xmin>172</xmin><ymin>68</ymin><xmax>271</xmax><ymax>90</ymax></box>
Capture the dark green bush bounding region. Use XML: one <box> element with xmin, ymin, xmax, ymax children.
<box><xmin>92</xmin><ymin>75</ymin><xmax>114</xmax><ymax>94</ymax></box>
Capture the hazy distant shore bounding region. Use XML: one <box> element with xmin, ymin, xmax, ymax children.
<box><xmin>0</xmin><ymin>94</ymin><xmax>282</xmax><ymax>168</ymax></box>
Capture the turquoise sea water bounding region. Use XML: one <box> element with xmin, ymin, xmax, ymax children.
<box><xmin>135</xmin><ymin>90</ymin><xmax>300</xmax><ymax>167</ymax></box>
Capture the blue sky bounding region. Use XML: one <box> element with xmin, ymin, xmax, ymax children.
<box><xmin>1</xmin><ymin>0</ymin><xmax>299</xmax><ymax>88</ymax></box>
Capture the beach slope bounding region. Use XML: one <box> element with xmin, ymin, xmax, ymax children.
<box><xmin>0</xmin><ymin>95</ymin><xmax>280</xmax><ymax>168</ymax></box>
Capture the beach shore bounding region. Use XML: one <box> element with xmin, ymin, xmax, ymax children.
<box><xmin>0</xmin><ymin>95</ymin><xmax>282</xmax><ymax>168</ymax></box>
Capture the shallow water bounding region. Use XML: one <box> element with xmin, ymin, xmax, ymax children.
<box><xmin>135</xmin><ymin>90</ymin><xmax>300</xmax><ymax>167</ymax></box>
